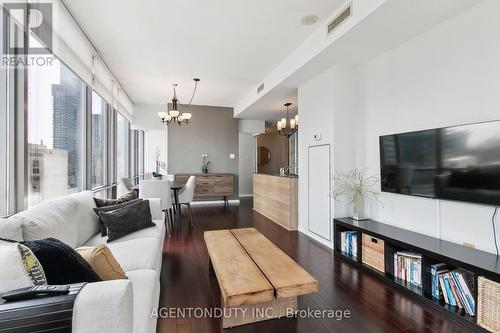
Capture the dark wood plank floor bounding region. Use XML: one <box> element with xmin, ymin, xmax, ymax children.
<box><xmin>157</xmin><ymin>199</ymin><xmax>471</xmax><ymax>333</ymax></box>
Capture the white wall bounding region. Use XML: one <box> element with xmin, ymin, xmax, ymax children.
<box><xmin>238</xmin><ymin>133</ymin><xmax>256</xmax><ymax>197</ymax></box>
<box><xmin>298</xmin><ymin>0</ymin><xmax>500</xmax><ymax>254</ymax></box>
<box><xmin>298</xmin><ymin>65</ymin><xmax>359</xmax><ymax>247</ymax></box>
<box><xmin>133</xmin><ymin>103</ymin><xmax>168</xmax><ymax>174</ymax></box>
<box><xmin>358</xmin><ymin>0</ymin><xmax>500</xmax><ymax>253</ymax></box>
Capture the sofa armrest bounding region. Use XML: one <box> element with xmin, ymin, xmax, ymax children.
<box><xmin>144</xmin><ymin>198</ymin><xmax>162</xmax><ymax>220</ymax></box>
<box><xmin>72</xmin><ymin>280</ymin><xmax>133</xmax><ymax>333</ymax></box>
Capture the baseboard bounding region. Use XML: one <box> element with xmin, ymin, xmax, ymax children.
<box><xmin>298</xmin><ymin>227</ymin><xmax>334</xmax><ymax>250</ymax></box>
<box><xmin>191</xmin><ymin>199</ymin><xmax>240</xmax><ymax>206</ymax></box>
<box><xmin>239</xmin><ymin>194</ymin><xmax>253</xmax><ymax>198</ymax></box>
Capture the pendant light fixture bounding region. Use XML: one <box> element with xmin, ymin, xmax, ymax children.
<box><xmin>158</xmin><ymin>78</ymin><xmax>200</xmax><ymax>126</ymax></box>
<box><xmin>277</xmin><ymin>102</ymin><xmax>298</xmax><ymax>137</ymax></box>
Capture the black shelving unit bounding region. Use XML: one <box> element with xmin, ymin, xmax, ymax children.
<box><xmin>334</xmin><ymin>218</ymin><xmax>500</xmax><ymax>332</ymax></box>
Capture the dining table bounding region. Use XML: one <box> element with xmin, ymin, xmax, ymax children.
<box><xmin>132</xmin><ymin>180</ymin><xmax>186</xmax><ymax>235</ymax></box>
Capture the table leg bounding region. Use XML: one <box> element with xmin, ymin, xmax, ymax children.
<box><xmin>174</xmin><ymin>189</ymin><xmax>181</xmax><ymax>233</ymax></box>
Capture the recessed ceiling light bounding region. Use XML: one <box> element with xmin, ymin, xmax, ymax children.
<box><xmin>301</xmin><ymin>15</ymin><xmax>319</xmax><ymax>26</ymax></box>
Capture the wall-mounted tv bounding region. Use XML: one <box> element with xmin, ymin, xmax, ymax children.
<box><xmin>380</xmin><ymin>120</ymin><xmax>500</xmax><ymax>206</ymax></box>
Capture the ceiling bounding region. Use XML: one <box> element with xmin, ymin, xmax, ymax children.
<box><xmin>64</xmin><ymin>0</ymin><xmax>345</xmax><ymax>107</ymax></box>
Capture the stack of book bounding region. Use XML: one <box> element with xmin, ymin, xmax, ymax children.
<box><xmin>340</xmin><ymin>231</ymin><xmax>357</xmax><ymax>258</ymax></box>
<box><xmin>393</xmin><ymin>252</ymin><xmax>422</xmax><ymax>287</ymax></box>
<box><xmin>430</xmin><ymin>264</ymin><xmax>475</xmax><ymax>316</ymax></box>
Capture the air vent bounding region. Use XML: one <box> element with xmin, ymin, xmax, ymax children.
<box><xmin>327</xmin><ymin>3</ymin><xmax>352</xmax><ymax>35</ymax></box>
<box><xmin>257</xmin><ymin>83</ymin><xmax>265</xmax><ymax>94</ymax></box>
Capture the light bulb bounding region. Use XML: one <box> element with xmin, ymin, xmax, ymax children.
<box><xmin>183</xmin><ymin>113</ymin><xmax>192</xmax><ymax>120</ymax></box>
<box><xmin>158</xmin><ymin>111</ymin><xmax>168</xmax><ymax>119</ymax></box>
<box><xmin>169</xmin><ymin>110</ymin><xmax>180</xmax><ymax>117</ymax></box>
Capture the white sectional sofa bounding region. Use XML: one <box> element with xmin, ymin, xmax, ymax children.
<box><xmin>3</xmin><ymin>191</ymin><xmax>165</xmax><ymax>333</ymax></box>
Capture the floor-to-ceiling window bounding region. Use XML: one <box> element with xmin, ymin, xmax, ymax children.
<box><xmin>138</xmin><ymin>130</ymin><xmax>144</xmax><ymax>179</ymax></box>
<box><xmin>116</xmin><ymin>112</ymin><xmax>129</xmax><ymax>181</ymax></box>
<box><xmin>0</xmin><ymin>12</ymin><xmax>9</xmax><ymax>216</ymax></box>
<box><xmin>27</xmin><ymin>58</ymin><xmax>86</xmax><ymax>207</ymax></box>
<box><xmin>91</xmin><ymin>92</ymin><xmax>108</xmax><ymax>190</ymax></box>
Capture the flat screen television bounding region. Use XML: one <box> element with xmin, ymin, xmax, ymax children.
<box><xmin>380</xmin><ymin>120</ymin><xmax>500</xmax><ymax>206</ymax></box>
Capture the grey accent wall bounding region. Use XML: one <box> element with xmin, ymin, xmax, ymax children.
<box><xmin>168</xmin><ymin>105</ymin><xmax>239</xmax><ymax>199</ymax></box>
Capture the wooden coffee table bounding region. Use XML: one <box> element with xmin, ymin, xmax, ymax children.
<box><xmin>204</xmin><ymin>228</ymin><xmax>319</xmax><ymax>328</ymax></box>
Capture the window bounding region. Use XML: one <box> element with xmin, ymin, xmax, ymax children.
<box><xmin>91</xmin><ymin>92</ymin><xmax>109</xmax><ymax>189</ymax></box>
<box><xmin>27</xmin><ymin>58</ymin><xmax>85</xmax><ymax>207</ymax></box>
<box><xmin>130</xmin><ymin>129</ymin><xmax>137</xmax><ymax>181</ymax></box>
<box><xmin>116</xmin><ymin>112</ymin><xmax>129</xmax><ymax>180</ymax></box>
<box><xmin>138</xmin><ymin>130</ymin><xmax>144</xmax><ymax>177</ymax></box>
<box><xmin>0</xmin><ymin>13</ymin><xmax>9</xmax><ymax>216</ymax></box>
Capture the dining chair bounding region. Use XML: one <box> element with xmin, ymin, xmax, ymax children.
<box><xmin>118</xmin><ymin>178</ymin><xmax>134</xmax><ymax>197</ymax></box>
<box><xmin>139</xmin><ymin>180</ymin><xmax>174</xmax><ymax>235</ymax></box>
<box><xmin>178</xmin><ymin>176</ymin><xmax>196</xmax><ymax>227</ymax></box>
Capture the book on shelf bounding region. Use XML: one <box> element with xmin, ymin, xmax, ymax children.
<box><xmin>340</xmin><ymin>231</ymin><xmax>357</xmax><ymax>258</ymax></box>
<box><xmin>432</xmin><ymin>265</ymin><xmax>475</xmax><ymax>316</ymax></box>
<box><xmin>393</xmin><ymin>252</ymin><xmax>422</xmax><ymax>287</ymax></box>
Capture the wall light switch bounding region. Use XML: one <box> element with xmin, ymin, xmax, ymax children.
<box><xmin>229</xmin><ymin>154</ymin><xmax>235</xmax><ymax>159</ymax></box>
<box><xmin>313</xmin><ymin>133</ymin><xmax>322</xmax><ymax>141</ymax></box>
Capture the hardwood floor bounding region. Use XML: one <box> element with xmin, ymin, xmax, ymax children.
<box><xmin>157</xmin><ymin>199</ymin><xmax>471</xmax><ymax>333</ymax></box>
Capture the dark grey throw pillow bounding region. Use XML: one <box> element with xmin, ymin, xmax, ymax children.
<box><xmin>99</xmin><ymin>200</ymin><xmax>155</xmax><ymax>242</ymax></box>
<box><xmin>93</xmin><ymin>190</ymin><xmax>138</xmax><ymax>208</ymax></box>
<box><xmin>93</xmin><ymin>199</ymin><xmax>143</xmax><ymax>236</ymax></box>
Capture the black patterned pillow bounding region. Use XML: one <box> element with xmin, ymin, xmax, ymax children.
<box><xmin>21</xmin><ymin>238</ymin><xmax>102</xmax><ymax>285</ymax></box>
<box><xmin>93</xmin><ymin>199</ymin><xmax>143</xmax><ymax>236</ymax></box>
<box><xmin>99</xmin><ymin>200</ymin><xmax>155</xmax><ymax>242</ymax></box>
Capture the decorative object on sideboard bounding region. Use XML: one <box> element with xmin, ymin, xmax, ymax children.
<box><xmin>153</xmin><ymin>147</ymin><xmax>167</xmax><ymax>180</ymax></box>
<box><xmin>201</xmin><ymin>154</ymin><xmax>210</xmax><ymax>174</ymax></box>
<box><xmin>332</xmin><ymin>168</ymin><xmax>382</xmax><ymax>220</ymax></box>
<box><xmin>158</xmin><ymin>78</ymin><xmax>200</xmax><ymax>126</ymax></box>
<box><xmin>277</xmin><ymin>102</ymin><xmax>298</xmax><ymax>138</ymax></box>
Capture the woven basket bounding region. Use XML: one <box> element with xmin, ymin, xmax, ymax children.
<box><xmin>478</xmin><ymin>276</ymin><xmax>500</xmax><ymax>332</ymax></box>
<box><xmin>362</xmin><ymin>234</ymin><xmax>385</xmax><ymax>273</ymax></box>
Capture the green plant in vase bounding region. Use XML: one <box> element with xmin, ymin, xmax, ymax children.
<box><xmin>201</xmin><ymin>154</ymin><xmax>210</xmax><ymax>174</ymax></box>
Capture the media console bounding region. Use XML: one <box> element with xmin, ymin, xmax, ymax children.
<box><xmin>334</xmin><ymin>218</ymin><xmax>500</xmax><ymax>332</ymax></box>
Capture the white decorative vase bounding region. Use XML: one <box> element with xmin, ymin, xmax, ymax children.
<box><xmin>153</xmin><ymin>175</ymin><xmax>163</xmax><ymax>180</ymax></box>
<box><xmin>351</xmin><ymin>197</ymin><xmax>367</xmax><ymax>221</ymax></box>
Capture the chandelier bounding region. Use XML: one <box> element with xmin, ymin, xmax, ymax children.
<box><xmin>158</xmin><ymin>78</ymin><xmax>200</xmax><ymax>126</ymax></box>
<box><xmin>277</xmin><ymin>103</ymin><xmax>298</xmax><ymax>137</ymax></box>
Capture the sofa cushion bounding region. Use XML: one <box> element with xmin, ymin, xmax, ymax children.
<box><xmin>99</xmin><ymin>200</ymin><xmax>155</xmax><ymax>243</ymax></box>
<box><xmin>21</xmin><ymin>238</ymin><xmax>102</xmax><ymax>285</ymax></box>
<box><xmin>126</xmin><ymin>269</ymin><xmax>160</xmax><ymax>333</ymax></box>
<box><xmin>76</xmin><ymin>245</ymin><xmax>127</xmax><ymax>281</ymax></box>
<box><xmin>10</xmin><ymin>196</ymin><xmax>80</xmax><ymax>247</ymax></box>
<box><xmin>0</xmin><ymin>218</ymin><xmax>23</xmax><ymax>242</ymax></box>
<box><xmin>104</xmin><ymin>238</ymin><xmax>162</xmax><ymax>272</ymax></box>
<box><xmin>0</xmin><ymin>242</ymin><xmax>47</xmax><ymax>293</ymax></box>
<box><xmin>70</xmin><ymin>191</ymin><xmax>101</xmax><ymax>247</ymax></box>
<box><xmin>84</xmin><ymin>219</ymin><xmax>165</xmax><ymax>247</ymax></box>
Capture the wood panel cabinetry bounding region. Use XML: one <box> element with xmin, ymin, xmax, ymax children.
<box><xmin>175</xmin><ymin>173</ymin><xmax>234</xmax><ymax>205</ymax></box>
<box><xmin>253</xmin><ymin>174</ymin><xmax>298</xmax><ymax>230</ymax></box>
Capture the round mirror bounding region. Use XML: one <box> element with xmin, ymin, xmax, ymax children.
<box><xmin>258</xmin><ymin>146</ymin><xmax>271</xmax><ymax>166</ymax></box>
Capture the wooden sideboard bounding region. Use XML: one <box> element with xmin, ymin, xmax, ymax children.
<box><xmin>175</xmin><ymin>173</ymin><xmax>234</xmax><ymax>205</ymax></box>
<box><xmin>253</xmin><ymin>174</ymin><xmax>298</xmax><ymax>230</ymax></box>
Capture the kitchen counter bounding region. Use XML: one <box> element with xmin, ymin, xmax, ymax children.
<box><xmin>252</xmin><ymin>174</ymin><xmax>298</xmax><ymax>230</ymax></box>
